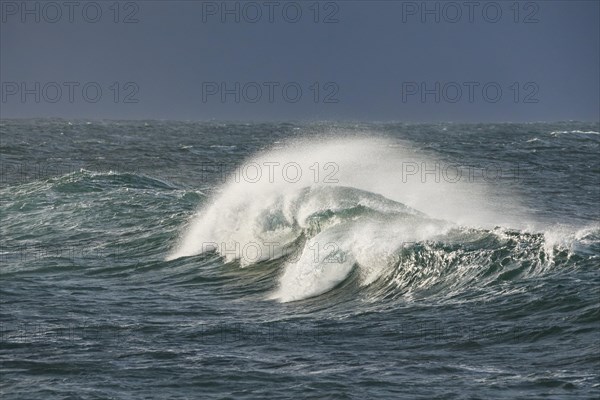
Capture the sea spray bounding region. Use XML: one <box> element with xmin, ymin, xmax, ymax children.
<box><xmin>168</xmin><ymin>136</ymin><xmax>530</xmax><ymax>301</ymax></box>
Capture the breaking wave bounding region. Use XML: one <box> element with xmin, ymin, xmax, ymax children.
<box><xmin>167</xmin><ymin>137</ymin><xmax>598</xmax><ymax>302</ymax></box>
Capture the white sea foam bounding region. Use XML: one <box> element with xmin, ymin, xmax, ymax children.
<box><xmin>167</xmin><ymin>136</ymin><xmax>531</xmax><ymax>301</ymax></box>
<box><xmin>550</xmin><ymin>130</ymin><xmax>599</xmax><ymax>135</ymax></box>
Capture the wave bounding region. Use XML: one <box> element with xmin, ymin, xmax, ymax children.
<box><xmin>0</xmin><ymin>169</ymin><xmax>176</xmax><ymax>193</ymax></box>
<box><xmin>549</xmin><ymin>130</ymin><xmax>600</xmax><ymax>136</ymax></box>
<box><xmin>167</xmin><ymin>137</ymin><xmax>597</xmax><ymax>302</ymax></box>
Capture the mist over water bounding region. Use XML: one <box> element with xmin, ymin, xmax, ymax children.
<box><xmin>1</xmin><ymin>120</ymin><xmax>599</xmax><ymax>399</ymax></box>
<box><xmin>167</xmin><ymin>135</ymin><xmax>572</xmax><ymax>302</ymax></box>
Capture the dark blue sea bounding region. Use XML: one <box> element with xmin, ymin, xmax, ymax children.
<box><xmin>1</xmin><ymin>119</ymin><xmax>599</xmax><ymax>399</ymax></box>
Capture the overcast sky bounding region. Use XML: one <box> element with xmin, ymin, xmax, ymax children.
<box><xmin>1</xmin><ymin>0</ymin><xmax>599</xmax><ymax>122</ymax></box>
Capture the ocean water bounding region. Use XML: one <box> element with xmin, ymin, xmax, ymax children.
<box><xmin>0</xmin><ymin>119</ymin><xmax>599</xmax><ymax>399</ymax></box>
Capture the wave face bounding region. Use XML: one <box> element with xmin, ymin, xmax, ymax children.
<box><xmin>167</xmin><ymin>137</ymin><xmax>589</xmax><ymax>302</ymax></box>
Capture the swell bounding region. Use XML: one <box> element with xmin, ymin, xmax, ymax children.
<box><xmin>0</xmin><ymin>169</ymin><xmax>197</xmax><ymax>276</ymax></box>
<box><xmin>0</xmin><ymin>169</ymin><xmax>177</xmax><ymax>193</ymax></box>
